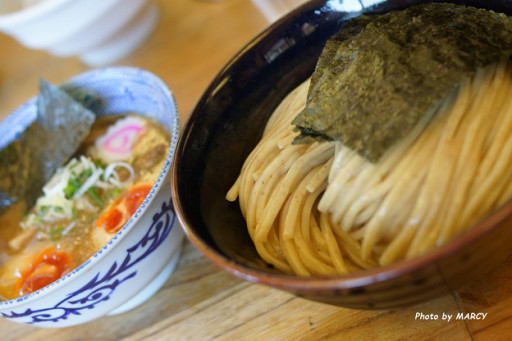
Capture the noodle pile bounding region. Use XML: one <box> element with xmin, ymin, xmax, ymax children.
<box><xmin>226</xmin><ymin>60</ymin><xmax>512</xmax><ymax>276</ymax></box>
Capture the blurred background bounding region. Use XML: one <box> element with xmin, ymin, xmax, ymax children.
<box><xmin>0</xmin><ymin>0</ymin><xmax>309</xmax><ymax>124</ymax></box>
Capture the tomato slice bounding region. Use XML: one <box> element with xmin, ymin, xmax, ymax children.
<box><xmin>95</xmin><ymin>207</ymin><xmax>123</xmax><ymax>234</ymax></box>
<box><xmin>124</xmin><ymin>185</ymin><xmax>152</xmax><ymax>215</ymax></box>
<box><xmin>94</xmin><ymin>184</ymin><xmax>152</xmax><ymax>235</ymax></box>
<box><xmin>17</xmin><ymin>247</ymin><xmax>73</xmax><ymax>296</ymax></box>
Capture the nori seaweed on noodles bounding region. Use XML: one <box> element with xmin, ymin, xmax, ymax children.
<box><xmin>293</xmin><ymin>3</ymin><xmax>512</xmax><ymax>162</ymax></box>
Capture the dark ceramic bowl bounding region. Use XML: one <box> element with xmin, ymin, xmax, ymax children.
<box><xmin>172</xmin><ymin>0</ymin><xmax>512</xmax><ymax>309</ymax></box>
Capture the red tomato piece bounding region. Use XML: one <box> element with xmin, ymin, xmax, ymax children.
<box><xmin>17</xmin><ymin>248</ymin><xmax>73</xmax><ymax>296</ymax></box>
<box><xmin>94</xmin><ymin>184</ymin><xmax>152</xmax><ymax>235</ymax></box>
<box><xmin>95</xmin><ymin>207</ymin><xmax>123</xmax><ymax>234</ymax></box>
<box><xmin>124</xmin><ymin>185</ymin><xmax>152</xmax><ymax>215</ymax></box>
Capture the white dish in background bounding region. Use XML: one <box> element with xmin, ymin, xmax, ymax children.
<box><xmin>0</xmin><ymin>0</ymin><xmax>158</xmax><ymax>66</ymax></box>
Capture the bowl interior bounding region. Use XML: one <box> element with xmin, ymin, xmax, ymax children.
<box><xmin>174</xmin><ymin>0</ymin><xmax>512</xmax><ymax>279</ymax></box>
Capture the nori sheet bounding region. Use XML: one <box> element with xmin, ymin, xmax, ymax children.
<box><xmin>293</xmin><ymin>3</ymin><xmax>512</xmax><ymax>162</ymax></box>
<box><xmin>60</xmin><ymin>84</ymin><xmax>105</xmax><ymax>113</ymax></box>
<box><xmin>0</xmin><ymin>80</ymin><xmax>96</xmax><ymax>213</ymax></box>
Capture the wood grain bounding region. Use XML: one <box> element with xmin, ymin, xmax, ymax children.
<box><xmin>0</xmin><ymin>0</ymin><xmax>510</xmax><ymax>340</ymax></box>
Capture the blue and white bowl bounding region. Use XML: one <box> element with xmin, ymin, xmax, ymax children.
<box><xmin>0</xmin><ymin>67</ymin><xmax>183</xmax><ymax>327</ymax></box>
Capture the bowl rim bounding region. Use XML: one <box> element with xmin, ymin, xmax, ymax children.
<box><xmin>0</xmin><ymin>66</ymin><xmax>179</xmax><ymax>309</ymax></box>
<box><xmin>172</xmin><ymin>0</ymin><xmax>512</xmax><ymax>293</ymax></box>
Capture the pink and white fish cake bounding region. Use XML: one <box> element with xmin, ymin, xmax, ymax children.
<box><xmin>94</xmin><ymin>116</ymin><xmax>146</xmax><ymax>163</ymax></box>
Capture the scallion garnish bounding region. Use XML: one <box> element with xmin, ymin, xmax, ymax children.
<box><xmin>39</xmin><ymin>205</ymin><xmax>49</xmax><ymax>216</ymax></box>
<box><xmin>49</xmin><ymin>226</ymin><xmax>64</xmax><ymax>241</ymax></box>
<box><xmin>110</xmin><ymin>187</ymin><xmax>122</xmax><ymax>199</ymax></box>
<box><xmin>87</xmin><ymin>187</ymin><xmax>103</xmax><ymax>206</ymax></box>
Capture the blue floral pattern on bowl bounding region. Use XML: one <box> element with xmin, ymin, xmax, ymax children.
<box><xmin>2</xmin><ymin>197</ymin><xmax>175</xmax><ymax>324</ymax></box>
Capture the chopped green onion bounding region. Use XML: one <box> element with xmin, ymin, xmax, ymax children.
<box><xmin>110</xmin><ymin>187</ymin><xmax>122</xmax><ymax>199</ymax></box>
<box><xmin>49</xmin><ymin>227</ymin><xmax>64</xmax><ymax>241</ymax></box>
<box><xmin>39</xmin><ymin>205</ymin><xmax>49</xmax><ymax>216</ymax></box>
<box><xmin>79</xmin><ymin>168</ymin><xmax>93</xmax><ymax>179</ymax></box>
<box><xmin>87</xmin><ymin>187</ymin><xmax>103</xmax><ymax>206</ymax></box>
<box><xmin>63</xmin><ymin>182</ymin><xmax>77</xmax><ymax>198</ymax></box>
<box><xmin>94</xmin><ymin>159</ymin><xmax>107</xmax><ymax>169</ymax></box>
<box><xmin>70</xmin><ymin>178</ymin><xmax>81</xmax><ymax>188</ymax></box>
<box><xmin>64</xmin><ymin>178</ymin><xmax>83</xmax><ymax>199</ymax></box>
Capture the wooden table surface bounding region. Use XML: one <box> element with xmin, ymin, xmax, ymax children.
<box><xmin>0</xmin><ymin>0</ymin><xmax>511</xmax><ymax>340</ymax></box>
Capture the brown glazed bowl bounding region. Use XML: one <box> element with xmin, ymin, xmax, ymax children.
<box><xmin>172</xmin><ymin>0</ymin><xmax>512</xmax><ymax>309</ymax></box>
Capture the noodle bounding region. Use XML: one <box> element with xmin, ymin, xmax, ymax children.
<box><xmin>227</xmin><ymin>60</ymin><xmax>512</xmax><ymax>276</ymax></box>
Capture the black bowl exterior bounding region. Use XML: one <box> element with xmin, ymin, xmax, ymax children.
<box><xmin>173</xmin><ymin>0</ymin><xmax>512</xmax><ymax>309</ymax></box>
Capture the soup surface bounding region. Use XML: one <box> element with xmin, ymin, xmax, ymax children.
<box><xmin>0</xmin><ymin>114</ymin><xmax>169</xmax><ymax>299</ymax></box>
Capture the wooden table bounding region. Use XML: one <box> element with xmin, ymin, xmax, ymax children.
<box><xmin>0</xmin><ymin>0</ymin><xmax>511</xmax><ymax>339</ymax></box>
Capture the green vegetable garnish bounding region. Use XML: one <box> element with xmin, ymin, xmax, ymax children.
<box><xmin>94</xmin><ymin>159</ymin><xmax>107</xmax><ymax>169</ymax></box>
<box><xmin>110</xmin><ymin>187</ymin><xmax>122</xmax><ymax>199</ymax></box>
<box><xmin>87</xmin><ymin>187</ymin><xmax>103</xmax><ymax>206</ymax></box>
<box><xmin>63</xmin><ymin>178</ymin><xmax>81</xmax><ymax>199</ymax></box>
<box><xmin>63</xmin><ymin>182</ymin><xmax>75</xmax><ymax>199</ymax></box>
<box><xmin>38</xmin><ymin>205</ymin><xmax>49</xmax><ymax>216</ymax></box>
<box><xmin>49</xmin><ymin>226</ymin><xmax>64</xmax><ymax>241</ymax></box>
<box><xmin>78</xmin><ymin>168</ymin><xmax>93</xmax><ymax>179</ymax></box>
